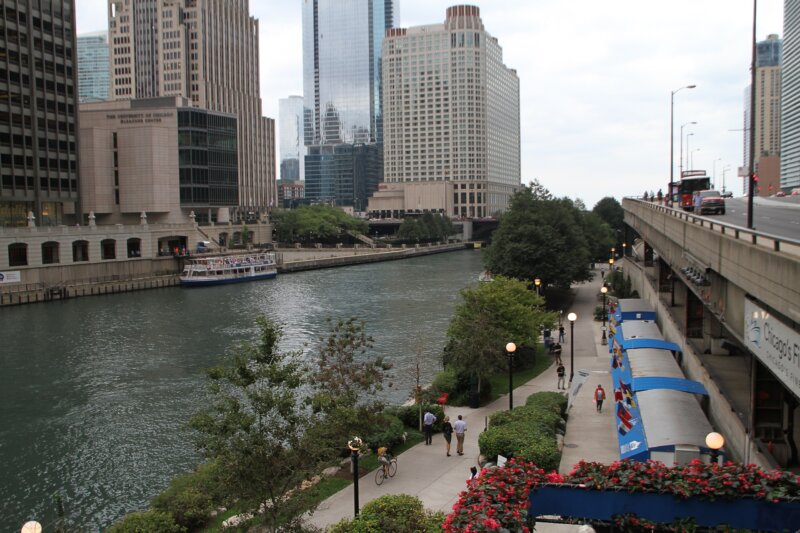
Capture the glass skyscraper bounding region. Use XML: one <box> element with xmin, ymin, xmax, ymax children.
<box><xmin>279</xmin><ymin>96</ymin><xmax>305</xmax><ymax>181</ymax></box>
<box><xmin>302</xmin><ymin>0</ymin><xmax>393</xmax><ymax>208</ymax></box>
<box><xmin>77</xmin><ymin>32</ymin><xmax>110</xmax><ymax>102</ymax></box>
<box><xmin>781</xmin><ymin>1</ymin><xmax>800</xmax><ymax>190</ymax></box>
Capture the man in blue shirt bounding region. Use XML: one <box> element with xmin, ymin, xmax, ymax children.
<box><xmin>423</xmin><ymin>410</ymin><xmax>437</xmax><ymax>445</ymax></box>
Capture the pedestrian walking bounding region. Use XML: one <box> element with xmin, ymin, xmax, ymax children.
<box><xmin>594</xmin><ymin>385</ymin><xmax>606</xmax><ymax>413</ymax></box>
<box><xmin>601</xmin><ymin>268</ymin><xmax>605</xmax><ymax>281</ymax></box>
<box><xmin>454</xmin><ymin>414</ymin><xmax>467</xmax><ymax>455</ymax></box>
<box><xmin>423</xmin><ymin>410</ymin><xmax>437</xmax><ymax>445</ymax></box>
<box><xmin>552</xmin><ymin>342</ymin><xmax>562</xmax><ymax>364</ymax></box>
<box><xmin>558</xmin><ymin>325</ymin><xmax>565</xmax><ymax>343</ymax></box>
<box><xmin>556</xmin><ymin>362</ymin><xmax>566</xmax><ymax>390</ymax></box>
<box><xmin>442</xmin><ymin>416</ymin><xmax>453</xmax><ymax>456</ymax></box>
<box><xmin>693</xmin><ymin>190</ymin><xmax>702</xmax><ymax>212</ymax></box>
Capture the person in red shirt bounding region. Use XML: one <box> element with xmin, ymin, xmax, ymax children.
<box><xmin>594</xmin><ymin>385</ymin><xmax>606</xmax><ymax>413</ymax></box>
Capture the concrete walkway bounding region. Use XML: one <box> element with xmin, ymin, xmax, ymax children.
<box><xmin>306</xmin><ymin>268</ymin><xmax>618</xmax><ymax>531</ymax></box>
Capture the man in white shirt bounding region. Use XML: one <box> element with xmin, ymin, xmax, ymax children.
<box><xmin>453</xmin><ymin>415</ymin><xmax>467</xmax><ymax>455</ymax></box>
<box><xmin>423</xmin><ymin>410</ymin><xmax>437</xmax><ymax>445</ymax></box>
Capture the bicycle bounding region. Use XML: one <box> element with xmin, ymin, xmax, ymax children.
<box><xmin>375</xmin><ymin>455</ymin><xmax>398</xmax><ymax>485</ymax></box>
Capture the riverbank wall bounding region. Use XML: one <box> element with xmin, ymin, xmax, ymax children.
<box><xmin>0</xmin><ymin>243</ymin><xmax>470</xmax><ymax>306</ymax></box>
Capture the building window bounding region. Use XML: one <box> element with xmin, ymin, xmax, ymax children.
<box><xmin>8</xmin><ymin>243</ymin><xmax>28</xmax><ymax>266</ymax></box>
<box><xmin>41</xmin><ymin>241</ymin><xmax>60</xmax><ymax>264</ymax></box>
<box><xmin>72</xmin><ymin>240</ymin><xmax>89</xmax><ymax>262</ymax></box>
<box><xmin>101</xmin><ymin>239</ymin><xmax>116</xmax><ymax>260</ymax></box>
<box><xmin>127</xmin><ymin>238</ymin><xmax>141</xmax><ymax>258</ymax></box>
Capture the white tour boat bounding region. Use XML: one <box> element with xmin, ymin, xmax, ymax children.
<box><xmin>180</xmin><ymin>252</ymin><xmax>278</xmax><ymax>287</ymax></box>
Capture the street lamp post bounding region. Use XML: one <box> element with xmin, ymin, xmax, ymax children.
<box><xmin>622</xmin><ymin>242</ymin><xmax>627</xmax><ymax>257</ymax></box>
<box><xmin>534</xmin><ymin>277</ymin><xmax>541</xmax><ymax>295</ymax></box>
<box><xmin>679</xmin><ymin>121</ymin><xmax>697</xmax><ymax>178</ymax></box>
<box><xmin>684</xmin><ymin>132</ymin><xmax>694</xmax><ymax>173</ymax></box>
<box><xmin>690</xmin><ymin>148</ymin><xmax>701</xmax><ymax>170</ymax></box>
<box><xmin>348</xmin><ymin>437</ymin><xmax>363</xmax><ymax>517</ymax></box>
<box><xmin>506</xmin><ymin>342</ymin><xmax>517</xmax><ymax>410</ymax></box>
<box><xmin>567</xmin><ymin>313</ymin><xmax>577</xmax><ymax>384</ymax></box>
<box><xmin>706</xmin><ymin>431</ymin><xmax>725</xmax><ymax>465</ymax></box>
<box><xmin>21</xmin><ymin>522</ymin><xmax>42</xmax><ymax>533</ymax></box>
<box><xmin>600</xmin><ymin>286</ymin><xmax>608</xmax><ymax>345</ymax></box>
<box><xmin>670</xmin><ymin>85</ymin><xmax>697</xmax><ymax>207</ymax></box>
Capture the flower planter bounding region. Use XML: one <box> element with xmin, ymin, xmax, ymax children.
<box><xmin>528</xmin><ymin>484</ymin><xmax>800</xmax><ymax>531</ymax></box>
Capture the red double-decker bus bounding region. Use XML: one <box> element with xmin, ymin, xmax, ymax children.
<box><xmin>670</xmin><ymin>172</ymin><xmax>711</xmax><ymax>210</ymax></box>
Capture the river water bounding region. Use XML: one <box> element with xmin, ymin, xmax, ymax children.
<box><xmin>0</xmin><ymin>250</ymin><xmax>484</xmax><ymax>531</ymax></box>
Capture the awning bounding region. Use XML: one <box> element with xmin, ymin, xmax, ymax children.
<box><xmin>633</xmin><ymin>376</ymin><xmax>708</xmax><ymax>395</ymax></box>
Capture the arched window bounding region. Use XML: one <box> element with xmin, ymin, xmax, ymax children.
<box><xmin>127</xmin><ymin>238</ymin><xmax>141</xmax><ymax>258</ymax></box>
<box><xmin>8</xmin><ymin>243</ymin><xmax>28</xmax><ymax>266</ymax></box>
<box><xmin>101</xmin><ymin>239</ymin><xmax>116</xmax><ymax>260</ymax></box>
<box><xmin>72</xmin><ymin>240</ymin><xmax>89</xmax><ymax>262</ymax></box>
<box><xmin>41</xmin><ymin>241</ymin><xmax>60</xmax><ymax>264</ymax></box>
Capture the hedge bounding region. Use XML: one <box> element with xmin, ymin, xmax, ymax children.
<box><xmin>362</xmin><ymin>414</ymin><xmax>407</xmax><ymax>452</ymax></box>
<box><xmin>329</xmin><ymin>494</ymin><xmax>444</xmax><ymax>533</ymax></box>
<box><xmin>478</xmin><ymin>392</ymin><xmax>567</xmax><ymax>471</ymax></box>
<box><xmin>105</xmin><ymin>510</ymin><xmax>185</xmax><ymax>533</ymax></box>
<box><xmin>149</xmin><ymin>461</ymin><xmax>225</xmax><ymax>530</ymax></box>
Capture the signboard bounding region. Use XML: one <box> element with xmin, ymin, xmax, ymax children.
<box><xmin>0</xmin><ymin>271</ymin><xmax>21</xmax><ymax>284</ymax></box>
<box><xmin>681</xmin><ymin>170</ymin><xmax>707</xmax><ymax>178</ymax></box>
<box><xmin>745</xmin><ymin>299</ymin><xmax>800</xmax><ymax>399</ymax></box>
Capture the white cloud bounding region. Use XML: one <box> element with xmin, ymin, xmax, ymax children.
<box><xmin>76</xmin><ymin>0</ymin><xmax>783</xmax><ymax>208</ymax></box>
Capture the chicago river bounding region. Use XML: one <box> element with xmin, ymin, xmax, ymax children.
<box><xmin>0</xmin><ymin>250</ymin><xmax>484</xmax><ymax>531</ymax></box>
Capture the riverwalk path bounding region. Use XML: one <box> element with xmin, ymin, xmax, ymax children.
<box><xmin>306</xmin><ymin>267</ymin><xmax>619</xmax><ymax>531</ymax></box>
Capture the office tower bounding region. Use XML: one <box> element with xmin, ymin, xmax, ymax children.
<box><xmin>781</xmin><ymin>1</ymin><xmax>800</xmax><ymax>190</ymax></box>
<box><xmin>752</xmin><ymin>35</ymin><xmax>782</xmax><ymax>196</ymax></box>
<box><xmin>80</xmin><ymin>97</ymin><xmax>239</xmax><ymax>225</ymax></box>
<box><xmin>371</xmin><ymin>5</ymin><xmax>520</xmax><ymax>218</ymax></box>
<box><xmin>302</xmin><ymin>0</ymin><xmax>394</xmax><ymax>208</ymax></box>
<box><xmin>108</xmin><ymin>0</ymin><xmax>275</xmax><ymax>219</ymax></box>
<box><xmin>77</xmin><ymin>31</ymin><xmax>110</xmax><ymax>102</ymax></box>
<box><xmin>279</xmin><ymin>96</ymin><xmax>305</xmax><ymax>182</ymax></box>
<box><xmin>0</xmin><ymin>0</ymin><xmax>80</xmax><ymax>227</ymax></box>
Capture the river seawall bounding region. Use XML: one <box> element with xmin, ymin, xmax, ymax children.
<box><xmin>0</xmin><ymin>243</ymin><xmax>469</xmax><ymax>306</ymax></box>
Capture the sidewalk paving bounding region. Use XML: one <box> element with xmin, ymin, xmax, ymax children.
<box><xmin>306</xmin><ymin>268</ymin><xmax>618</xmax><ymax>531</ymax></box>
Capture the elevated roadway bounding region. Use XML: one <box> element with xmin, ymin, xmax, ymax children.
<box><xmin>622</xmin><ymin>198</ymin><xmax>800</xmax><ymax>469</ymax></box>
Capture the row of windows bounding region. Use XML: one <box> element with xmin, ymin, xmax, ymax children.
<box><xmin>7</xmin><ymin>238</ymin><xmax>142</xmax><ymax>266</ymax></box>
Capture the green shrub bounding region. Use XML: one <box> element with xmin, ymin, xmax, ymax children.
<box><xmin>525</xmin><ymin>391</ymin><xmax>568</xmax><ymax>418</ymax></box>
<box><xmin>363</xmin><ymin>414</ymin><xmax>407</xmax><ymax>452</ymax></box>
<box><xmin>150</xmin><ymin>462</ymin><xmax>223</xmax><ymax>530</ymax></box>
<box><xmin>106</xmin><ymin>510</ymin><xmax>185</xmax><ymax>533</ymax></box>
<box><xmin>329</xmin><ymin>494</ymin><xmax>443</xmax><ymax>533</ymax></box>
<box><xmin>479</xmin><ymin>392</ymin><xmax>565</xmax><ymax>470</ymax></box>
<box><xmin>391</xmin><ymin>403</ymin><xmax>445</xmax><ymax>431</ymax></box>
<box><xmin>431</xmin><ymin>367</ymin><xmax>458</xmax><ymax>396</ymax></box>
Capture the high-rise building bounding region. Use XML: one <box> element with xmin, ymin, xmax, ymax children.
<box><xmin>781</xmin><ymin>1</ymin><xmax>800</xmax><ymax>190</ymax></box>
<box><xmin>370</xmin><ymin>5</ymin><xmax>520</xmax><ymax>218</ymax></box>
<box><xmin>279</xmin><ymin>96</ymin><xmax>305</xmax><ymax>182</ymax></box>
<box><xmin>1</xmin><ymin>0</ymin><xmax>81</xmax><ymax>227</ymax></box>
<box><xmin>77</xmin><ymin>31</ymin><xmax>110</xmax><ymax>102</ymax></box>
<box><xmin>302</xmin><ymin>0</ymin><xmax>394</xmax><ymax>208</ymax></box>
<box><xmin>752</xmin><ymin>35</ymin><xmax>782</xmax><ymax>196</ymax></box>
<box><xmin>108</xmin><ymin>0</ymin><xmax>275</xmax><ymax>219</ymax></box>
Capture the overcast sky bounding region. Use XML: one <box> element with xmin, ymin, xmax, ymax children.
<box><xmin>76</xmin><ymin>1</ymin><xmax>783</xmax><ymax>208</ymax></box>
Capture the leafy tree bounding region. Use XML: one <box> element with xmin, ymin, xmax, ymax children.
<box><xmin>307</xmin><ymin>318</ymin><xmax>393</xmax><ymax>452</ymax></box>
<box><xmin>106</xmin><ymin>511</ymin><xmax>185</xmax><ymax>533</ymax></box>
<box><xmin>395</xmin><ymin>214</ymin><xmax>453</xmax><ymax>243</ymax></box>
<box><xmin>592</xmin><ymin>197</ymin><xmax>624</xmax><ymax>234</ymax></box>
<box><xmin>581</xmin><ymin>211</ymin><xmax>615</xmax><ymax>262</ymax></box>
<box><xmin>484</xmin><ymin>185</ymin><xmax>592</xmax><ymax>289</ymax></box>
<box><xmin>445</xmin><ymin>276</ymin><xmax>552</xmax><ymax>395</ymax></box>
<box><xmin>271</xmin><ymin>205</ymin><xmax>368</xmax><ymax>243</ymax></box>
<box><xmin>189</xmin><ymin>317</ymin><xmax>326</xmax><ymax>531</ymax></box>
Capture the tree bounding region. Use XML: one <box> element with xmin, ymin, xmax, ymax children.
<box><xmin>592</xmin><ymin>196</ymin><xmax>624</xmax><ymax>234</ymax></box>
<box><xmin>484</xmin><ymin>185</ymin><xmax>592</xmax><ymax>289</ymax></box>
<box><xmin>581</xmin><ymin>211</ymin><xmax>615</xmax><ymax>262</ymax></box>
<box><xmin>189</xmin><ymin>317</ymin><xmax>326</xmax><ymax>531</ymax></box>
<box><xmin>445</xmin><ymin>276</ymin><xmax>552</xmax><ymax>396</ymax></box>
<box><xmin>307</xmin><ymin>318</ymin><xmax>393</xmax><ymax>451</ymax></box>
<box><xmin>271</xmin><ymin>205</ymin><xmax>368</xmax><ymax>243</ymax></box>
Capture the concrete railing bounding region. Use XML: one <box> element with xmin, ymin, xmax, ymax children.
<box><xmin>624</xmin><ymin>198</ymin><xmax>800</xmax><ymax>258</ymax></box>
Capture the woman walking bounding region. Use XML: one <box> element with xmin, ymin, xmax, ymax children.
<box><xmin>442</xmin><ymin>416</ymin><xmax>453</xmax><ymax>456</ymax></box>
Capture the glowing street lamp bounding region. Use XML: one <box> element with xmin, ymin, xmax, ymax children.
<box><xmin>600</xmin><ymin>286</ymin><xmax>608</xmax><ymax>345</ymax></box>
<box><xmin>348</xmin><ymin>437</ymin><xmax>363</xmax><ymax>517</ymax></box>
<box><xmin>567</xmin><ymin>313</ymin><xmax>577</xmax><ymax>383</ymax></box>
<box><xmin>706</xmin><ymin>432</ymin><xmax>725</xmax><ymax>465</ymax></box>
<box><xmin>506</xmin><ymin>342</ymin><xmax>517</xmax><ymax>410</ymax></box>
<box><xmin>534</xmin><ymin>278</ymin><xmax>541</xmax><ymax>295</ymax></box>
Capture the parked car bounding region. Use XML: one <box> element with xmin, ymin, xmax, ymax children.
<box><xmin>698</xmin><ymin>190</ymin><xmax>726</xmax><ymax>215</ymax></box>
<box><xmin>775</xmin><ymin>191</ymin><xmax>787</xmax><ymax>197</ymax></box>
